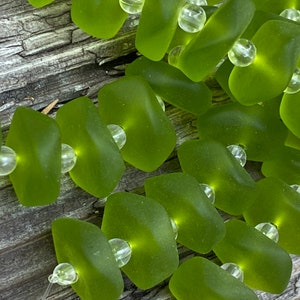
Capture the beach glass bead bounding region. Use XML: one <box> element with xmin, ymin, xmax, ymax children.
<box><xmin>290</xmin><ymin>184</ymin><xmax>300</xmax><ymax>193</ymax></box>
<box><xmin>228</xmin><ymin>38</ymin><xmax>256</xmax><ymax>67</ymax></box>
<box><xmin>101</xmin><ymin>192</ymin><xmax>179</xmax><ymax>289</ymax></box>
<box><xmin>280</xmin><ymin>8</ymin><xmax>300</xmax><ymax>22</ymax></box>
<box><xmin>178</xmin><ymin>4</ymin><xmax>206</xmax><ymax>33</ymax></box>
<box><xmin>168</xmin><ymin>45</ymin><xmax>184</xmax><ymax>67</ymax></box>
<box><xmin>52</xmin><ymin>218</ymin><xmax>124</xmax><ymax>300</ymax></box>
<box><xmin>169</xmin><ymin>257</ymin><xmax>258</xmax><ymax>300</ymax></box>
<box><xmin>255</xmin><ymin>222</ymin><xmax>279</xmax><ymax>243</ymax></box>
<box><xmin>213</xmin><ymin>219</ymin><xmax>292</xmax><ymax>293</ymax></box>
<box><xmin>244</xmin><ymin>177</ymin><xmax>300</xmax><ymax>254</ymax></box>
<box><xmin>178</xmin><ymin>140</ymin><xmax>256</xmax><ymax>215</ymax></box>
<box><xmin>199</xmin><ymin>183</ymin><xmax>215</xmax><ymax>204</ymax></box>
<box><xmin>145</xmin><ymin>173</ymin><xmax>225</xmax><ymax>254</ymax></box>
<box><xmin>49</xmin><ymin>263</ymin><xmax>78</xmax><ymax>286</ymax></box>
<box><xmin>109</xmin><ymin>238</ymin><xmax>132</xmax><ymax>268</ymax></box>
<box><xmin>220</xmin><ymin>263</ymin><xmax>244</xmax><ymax>282</ymax></box>
<box><xmin>226</xmin><ymin>144</ymin><xmax>247</xmax><ymax>167</ymax></box>
<box><xmin>61</xmin><ymin>144</ymin><xmax>77</xmax><ymax>173</ymax></box>
<box><xmin>119</xmin><ymin>0</ymin><xmax>144</xmax><ymax>14</ymax></box>
<box><xmin>284</xmin><ymin>68</ymin><xmax>300</xmax><ymax>94</ymax></box>
<box><xmin>107</xmin><ymin>124</ymin><xmax>127</xmax><ymax>150</ymax></box>
<box><xmin>0</xmin><ymin>146</ymin><xmax>17</xmax><ymax>176</ymax></box>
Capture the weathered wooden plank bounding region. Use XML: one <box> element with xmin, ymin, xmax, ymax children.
<box><xmin>0</xmin><ymin>1</ymin><xmax>300</xmax><ymax>299</ymax></box>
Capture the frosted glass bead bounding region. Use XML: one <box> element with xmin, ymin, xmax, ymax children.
<box><xmin>255</xmin><ymin>222</ymin><xmax>279</xmax><ymax>243</ymax></box>
<box><xmin>61</xmin><ymin>144</ymin><xmax>77</xmax><ymax>173</ymax></box>
<box><xmin>228</xmin><ymin>39</ymin><xmax>257</xmax><ymax>67</ymax></box>
<box><xmin>290</xmin><ymin>184</ymin><xmax>300</xmax><ymax>193</ymax></box>
<box><xmin>0</xmin><ymin>146</ymin><xmax>17</xmax><ymax>176</ymax></box>
<box><xmin>107</xmin><ymin>124</ymin><xmax>127</xmax><ymax>150</ymax></box>
<box><xmin>226</xmin><ymin>144</ymin><xmax>247</xmax><ymax>167</ymax></box>
<box><xmin>187</xmin><ymin>0</ymin><xmax>207</xmax><ymax>5</ymax></box>
<box><xmin>156</xmin><ymin>95</ymin><xmax>165</xmax><ymax>112</ymax></box>
<box><xmin>178</xmin><ymin>4</ymin><xmax>207</xmax><ymax>33</ymax></box>
<box><xmin>168</xmin><ymin>45</ymin><xmax>185</xmax><ymax>67</ymax></box>
<box><xmin>280</xmin><ymin>8</ymin><xmax>300</xmax><ymax>23</ymax></box>
<box><xmin>284</xmin><ymin>68</ymin><xmax>300</xmax><ymax>94</ymax></box>
<box><xmin>220</xmin><ymin>263</ymin><xmax>244</xmax><ymax>282</ymax></box>
<box><xmin>199</xmin><ymin>183</ymin><xmax>215</xmax><ymax>204</ymax></box>
<box><xmin>109</xmin><ymin>238</ymin><xmax>132</xmax><ymax>268</ymax></box>
<box><xmin>119</xmin><ymin>0</ymin><xmax>144</xmax><ymax>14</ymax></box>
<box><xmin>170</xmin><ymin>218</ymin><xmax>178</xmax><ymax>240</ymax></box>
<box><xmin>48</xmin><ymin>263</ymin><xmax>78</xmax><ymax>286</ymax></box>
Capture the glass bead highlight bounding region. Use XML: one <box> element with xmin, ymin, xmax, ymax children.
<box><xmin>199</xmin><ymin>183</ymin><xmax>215</xmax><ymax>204</ymax></box>
<box><xmin>228</xmin><ymin>39</ymin><xmax>257</xmax><ymax>67</ymax></box>
<box><xmin>168</xmin><ymin>45</ymin><xmax>185</xmax><ymax>67</ymax></box>
<box><xmin>48</xmin><ymin>263</ymin><xmax>78</xmax><ymax>286</ymax></box>
<box><xmin>284</xmin><ymin>68</ymin><xmax>300</xmax><ymax>94</ymax></box>
<box><xmin>290</xmin><ymin>184</ymin><xmax>300</xmax><ymax>194</ymax></box>
<box><xmin>0</xmin><ymin>146</ymin><xmax>17</xmax><ymax>176</ymax></box>
<box><xmin>220</xmin><ymin>263</ymin><xmax>244</xmax><ymax>282</ymax></box>
<box><xmin>109</xmin><ymin>238</ymin><xmax>132</xmax><ymax>268</ymax></box>
<box><xmin>61</xmin><ymin>143</ymin><xmax>77</xmax><ymax>173</ymax></box>
<box><xmin>226</xmin><ymin>144</ymin><xmax>247</xmax><ymax>167</ymax></box>
<box><xmin>178</xmin><ymin>4</ymin><xmax>207</xmax><ymax>33</ymax></box>
<box><xmin>107</xmin><ymin>124</ymin><xmax>127</xmax><ymax>150</ymax></box>
<box><xmin>280</xmin><ymin>8</ymin><xmax>300</xmax><ymax>23</ymax></box>
<box><xmin>255</xmin><ymin>222</ymin><xmax>279</xmax><ymax>243</ymax></box>
<box><xmin>119</xmin><ymin>0</ymin><xmax>144</xmax><ymax>14</ymax></box>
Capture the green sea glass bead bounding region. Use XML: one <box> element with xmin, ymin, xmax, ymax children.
<box><xmin>229</xmin><ymin>20</ymin><xmax>300</xmax><ymax>105</ymax></box>
<box><xmin>52</xmin><ymin>218</ymin><xmax>124</xmax><ymax>300</ymax></box>
<box><xmin>169</xmin><ymin>257</ymin><xmax>258</xmax><ymax>300</ymax></box>
<box><xmin>101</xmin><ymin>192</ymin><xmax>179</xmax><ymax>289</ymax></box>
<box><xmin>125</xmin><ymin>56</ymin><xmax>212</xmax><ymax>115</ymax></box>
<box><xmin>56</xmin><ymin>97</ymin><xmax>125</xmax><ymax>198</ymax></box>
<box><xmin>144</xmin><ymin>173</ymin><xmax>225</xmax><ymax>253</ymax></box>
<box><xmin>176</xmin><ymin>0</ymin><xmax>255</xmax><ymax>81</ymax></box>
<box><xmin>252</xmin><ymin>0</ymin><xmax>300</xmax><ymax>14</ymax></box>
<box><xmin>280</xmin><ymin>90</ymin><xmax>300</xmax><ymax>138</ymax></box>
<box><xmin>244</xmin><ymin>177</ymin><xmax>300</xmax><ymax>254</ymax></box>
<box><xmin>6</xmin><ymin>107</ymin><xmax>61</xmax><ymax>206</ymax></box>
<box><xmin>197</xmin><ymin>101</ymin><xmax>288</xmax><ymax>161</ymax></box>
<box><xmin>213</xmin><ymin>219</ymin><xmax>292</xmax><ymax>294</ymax></box>
<box><xmin>28</xmin><ymin>0</ymin><xmax>54</xmax><ymax>7</ymax></box>
<box><xmin>135</xmin><ymin>0</ymin><xmax>186</xmax><ymax>61</ymax></box>
<box><xmin>261</xmin><ymin>146</ymin><xmax>300</xmax><ymax>184</ymax></box>
<box><xmin>178</xmin><ymin>139</ymin><xmax>256</xmax><ymax>215</ymax></box>
<box><xmin>71</xmin><ymin>0</ymin><xmax>127</xmax><ymax>39</ymax></box>
<box><xmin>98</xmin><ymin>76</ymin><xmax>176</xmax><ymax>172</ymax></box>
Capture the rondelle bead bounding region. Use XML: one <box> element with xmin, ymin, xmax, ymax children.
<box><xmin>228</xmin><ymin>38</ymin><xmax>256</xmax><ymax>67</ymax></box>
<box><xmin>199</xmin><ymin>183</ymin><xmax>215</xmax><ymax>204</ymax></box>
<box><xmin>280</xmin><ymin>8</ymin><xmax>300</xmax><ymax>23</ymax></box>
<box><xmin>290</xmin><ymin>184</ymin><xmax>300</xmax><ymax>193</ymax></box>
<box><xmin>178</xmin><ymin>3</ymin><xmax>207</xmax><ymax>33</ymax></box>
<box><xmin>61</xmin><ymin>143</ymin><xmax>77</xmax><ymax>173</ymax></box>
<box><xmin>220</xmin><ymin>262</ymin><xmax>244</xmax><ymax>282</ymax></box>
<box><xmin>48</xmin><ymin>263</ymin><xmax>78</xmax><ymax>286</ymax></box>
<box><xmin>187</xmin><ymin>0</ymin><xmax>207</xmax><ymax>5</ymax></box>
<box><xmin>168</xmin><ymin>45</ymin><xmax>185</xmax><ymax>67</ymax></box>
<box><xmin>284</xmin><ymin>68</ymin><xmax>300</xmax><ymax>94</ymax></box>
<box><xmin>226</xmin><ymin>144</ymin><xmax>247</xmax><ymax>167</ymax></box>
<box><xmin>109</xmin><ymin>238</ymin><xmax>132</xmax><ymax>268</ymax></box>
<box><xmin>107</xmin><ymin>124</ymin><xmax>127</xmax><ymax>150</ymax></box>
<box><xmin>255</xmin><ymin>222</ymin><xmax>279</xmax><ymax>243</ymax></box>
<box><xmin>0</xmin><ymin>146</ymin><xmax>17</xmax><ymax>176</ymax></box>
<box><xmin>119</xmin><ymin>0</ymin><xmax>144</xmax><ymax>14</ymax></box>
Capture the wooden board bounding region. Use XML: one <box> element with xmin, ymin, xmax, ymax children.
<box><xmin>0</xmin><ymin>1</ymin><xmax>300</xmax><ymax>299</ymax></box>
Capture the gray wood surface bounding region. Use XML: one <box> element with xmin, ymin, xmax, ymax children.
<box><xmin>0</xmin><ymin>1</ymin><xmax>300</xmax><ymax>299</ymax></box>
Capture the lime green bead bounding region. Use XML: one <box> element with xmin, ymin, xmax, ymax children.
<box><xmin>176</xmin><ymin>0</ymin><xmax>255</xmax><ymax>81</ymax></box>
<box><xmin>178</xmin><ymin>139</ymin><xmax>256</xmax><ymax>215</ymax></box>
<box><xmin>197</xmin><ymin>101</ymin><xmax>288</xmax><ymax>161</ymax></box>
<box><xmin>52</xmin><ymin>218</ymin><xmax>124</xmax><ymax>300</ymax></box>
<box><xmin>6</xmin><ymin>107</ymin><xmax>61</xmax><ymax>206</ymax></box>
<box><xmin>56</xmin><ymin>97</ymin><xmax>125</xmax><ymax>198</ymax></box>
<box><xmin>144</xmin><ymin>173</ymin><xmax>225</xmax><ymax>253</ymax></box>
<box><xmin>229</xmin><ymin>20</ymin><xmax>300</xmax><ymax>105</ymax></box>
<box><xmin>213</xmin><ymin>219</ymin><xmax>292</xmax><ymax>294</ymax></box>
<box><xmin>125</xmin><ymin>56</ymin><xmax>212</xmax><ymax>115</ymax></box>
<box><xmin>252</xmin><ymin>0</ymin><xmax>300</xmax><ymax>14</ymax></box>
<box><xmin>98</xmin><ymin>76</ymin><xmax>176</xmax><ymax>172</ymax></box>
<box><xmin>71</xmin><ymin>0</ymin><xmax>127</xmax><ymax>39</ymax></box>
<box><xmin>169</xmin><ymin>257</ymin><xmax>258</xmax><ymax>300</ymax></box>
<box><xmin>101</xmin><ymin>192</ymin><xmax>179</xmax><ymax>289</ymax></box>
<box><xmin>135</xmin><ymin>0</ymin><xmax>186</xmax><ymax>61</ymax></box>
<box><xmin>244</xmin><ymin>177</ymin><xmax>300</xmax><ymax>254</ymax></box>
<box><xmin>28</xmin><ymin>0</ymin><xmax>54</xmax><ymax>7</ymax></box>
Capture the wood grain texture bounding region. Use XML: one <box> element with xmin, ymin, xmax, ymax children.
<box><xmin>0</xmin><ymin>1</ymin><xmax>299</xmax><ymax>299</ymax></box>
